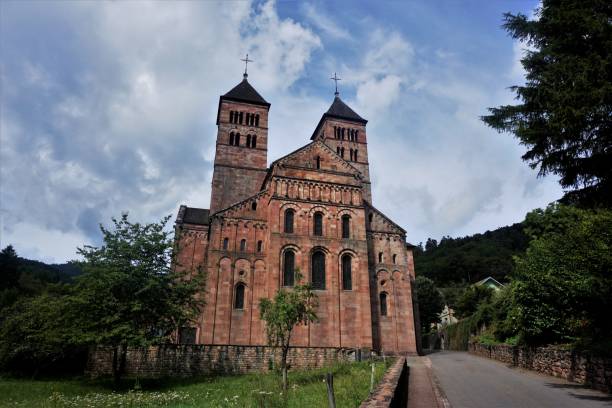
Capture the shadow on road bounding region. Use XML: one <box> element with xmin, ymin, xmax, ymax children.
<box><xmin>545</xmin><ymin>383</ymin><xmax>612</xmax><ymax>404</ymax></box>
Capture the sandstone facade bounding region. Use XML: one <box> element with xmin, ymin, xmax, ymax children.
<box><xmin>175</xmin><ymin>74</ymin><xmax>419</xmax><ymax>355</ymax></box>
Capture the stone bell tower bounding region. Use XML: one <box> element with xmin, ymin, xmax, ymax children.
<box><xmin>210</xmin><ymin>65</ymin><xmax>271</xmax><ymax>214</ymax></box>
<box><xmin>310</xmin><ymin>73</ymin><xmax>371</xmax><ymax>202</ymax></box>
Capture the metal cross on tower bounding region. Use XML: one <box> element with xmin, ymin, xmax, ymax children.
<box><xmin>330</xmin><ymin>72</ymin><xmax>342</xmax><ymax>96</ymax></box>
<box><xmin>241</xmin><ymin>53</ymin><xmax>253</xmax><ymax>78</ymax></box>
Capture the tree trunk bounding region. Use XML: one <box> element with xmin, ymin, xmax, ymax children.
<box><xmin>112</xmin><ymin>346</ymin><xmax>119</xmax><ymax>384</ymax></box>
<box><xmin>113</xmin><ymin>343</ymin><xmax>127</xmax><ymax>385</ymax></box>
<box><xmin>281</xmin><ymin>345</ymin><xmax>289</xmax><ymax>391</ymax></box>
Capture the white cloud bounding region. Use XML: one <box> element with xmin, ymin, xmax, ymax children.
<box><xmin>302</xmin><ymin>3</ymin><xmax>351</xmax><ymax>40</ymax></box>
<box><xmin>1</xmin><ymin>0</ymin><xmax>322</xmax><ymax>262</ymax></box>
<box><xmin>1</xmin><ymin>0</ymin><xmax>562</xmax><ymax>263</ymax></box>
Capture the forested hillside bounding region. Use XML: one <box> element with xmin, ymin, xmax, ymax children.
<box><xmin>413</xmin><ymin>223</ymin><xmax>529</xmax><ymax>286</ymax></box>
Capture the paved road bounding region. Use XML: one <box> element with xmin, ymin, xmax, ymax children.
<box><xmin>428</xmin><ymin>351</ymin><xmax>612</xmax><ymax>408</ymax></box>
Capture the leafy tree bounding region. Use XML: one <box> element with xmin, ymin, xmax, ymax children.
<box><xmin>415</xmin><ymin>276</ymin><xmax>444</xmax><ymax>333</ymax></box>
<box><xmin>439</xmin><ymin>285</ymin><xmax>466</xmax><ymax>309</ymax></box>
<box><xmin>455</xmin><ymin>285</ymin><xmax>494</xmax><ymax>319</ymax></box>
<box><xmin>259</xmin><ymin>272</ymin><xmax>318</xmax><ymax>391</ymax></box>
<box><xmin>482</xmin><ymin>0</ymin><xmax>612</xmax><ymax>207</ymax></box>
<box><xmin>425</xmin><ymin>238</ymin><xmax>438</xmax><ymax>251</ymax></box>
<box><xmin>70</xmin><ymin>214</ymin><xmax>205</xmax><ymax>382</ymax></box>
<box><xmin>0</xmin><ymin>288</ymin><xmax>81</xmax><ymax>376</ymax></box>
<box><xmin>509</xmin><ymin>205</ymin><xmax>612</xmax><ymax>346</ymax></box>
<box><xmin>0</xmin><ymin>245</ymin><xmax>20</xmax><ymax>290</ymax></box>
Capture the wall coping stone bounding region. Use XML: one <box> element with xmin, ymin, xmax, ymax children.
<box><xmin>360</xmin><ymin>357</ymin><xmax>408</xmax><ymax>407</ymax></box>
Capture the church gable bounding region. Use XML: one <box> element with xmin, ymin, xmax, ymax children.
<box><xmin>365</xmin><ymin>203</ymin><xmax>406</xmax><ymax>236</ymax></box>
<box><xmin>273</xmin><ymin>141</ymin><xmax>362</xmax><ymax>179</ymax></box>
<box><xmin>212</xmin><ymin>189</ymin><xmax>269</xmax><ymax>221</ymax></box>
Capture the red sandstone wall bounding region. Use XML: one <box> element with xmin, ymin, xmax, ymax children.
<box><xmin>86</xmin><ymin>345</ymin><xmax>354</xmax><ymax>378</ymax></box>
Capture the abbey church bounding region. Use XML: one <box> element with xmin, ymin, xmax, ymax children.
<box><xmin>174</xmin><ymin>71</ymin><xmax>420</xmax><ymax>355</ymax></box>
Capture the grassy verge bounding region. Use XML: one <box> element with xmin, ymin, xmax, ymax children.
<box><xmin>0</xmin><ymin>360</ymin><xmax>392</xmax><ymax>408</ymax></box>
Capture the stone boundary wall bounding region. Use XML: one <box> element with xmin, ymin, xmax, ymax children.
<box><xmin>86</xmin><ymin>344</ymin><xmax>357</xmax><ymax>378</ymax></box>
<box><xmin>360</xmin><ymin>358</ymin><xmax>408</xmax><ymax>407</ymax></box>
<box><xmin>469</xmin><ymin>343</ymin><xmax>612</xmax><ymax>394</ymax></box>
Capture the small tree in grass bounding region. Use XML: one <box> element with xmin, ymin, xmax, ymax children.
<box><xmin>259</xmin><ymin>272</ymin><xmax>318</xmax><ymax>391</ymax></box>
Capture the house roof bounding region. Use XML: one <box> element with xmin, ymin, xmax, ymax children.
<box><xmin>180</xmin><ymin>207</ymin><xmax>210</xmax><ymax>225</ymax></box>
<box><xmin>475</xmin><ymin>276</ymin><xmax>505</xmax><ymax>288</ymax></box>
<box><xmin>221</xmin><ymin>77</ymin><xmax>270</xmax><ymax>107</ymax></box>
<box><xmin>310</xmin><ymin>96</ymin><xmax>367</xmax><ymax>140</ymax></box>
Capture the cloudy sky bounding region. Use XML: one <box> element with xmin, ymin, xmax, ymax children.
<box><xmin>0</xmin><ymin>0</ymin><xmax>562</xmax><ymax>263</ymax></box>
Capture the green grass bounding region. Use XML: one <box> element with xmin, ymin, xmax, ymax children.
<box><xmin>0</xmin><ymin>360</ymin><xmax>391</xmax><ymax>408</ymax></box>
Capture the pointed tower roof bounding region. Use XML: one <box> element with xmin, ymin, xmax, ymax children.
<box><xmin>221</xmin><ymin>77</ymin><xmax>270</xmax><ymax>107</ymax></box>
<box><xmin>325</xmin><ymin>95</ymin><xmax>367</xmax><ymax>123</ymax></box>
<box><xmin>310</xmin><ymin>96</ymin><xmax>367</xmax><ymax>140</ymax></box>
<box><xmin>216</xmin><ymin>75</ymin><xmax>270</xmax><ymax>124</ymax></box>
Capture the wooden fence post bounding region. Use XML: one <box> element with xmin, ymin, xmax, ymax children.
<box><xmin>370</xmin><ymin>362</ymin><xmax>375</xmax><ymax>392</ymax></box>
<box><xmin>326</xmin><ymin>372</ymin><xmax>336</xmax><ymax>408</ymax></box>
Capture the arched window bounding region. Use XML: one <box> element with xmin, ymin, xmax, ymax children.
<box><xmin>223</xmin><ymin>237</ymin><xmax>229</xmax><ymax>250</ymax></box>
<box><xmin>316</xmin><ymin>156</ymin><xmax>321</xmax><ymax>169</ymax></box>
<box><xmin>313</xmin><ymin>212</ymin><xmax>323</xmax><ymax>236</ymax></box>
<box><xmin>380</xmin><ymin>292</ymin><xmax>388</xmax><ymax>316</ymax></box>
<box><xmin>378</xmin><ymin>252</ymin><xmax>383</xmax><ymax>263</ymax></box>
<box><xmin>229</xmin><ymin>111</ymin><xmax>235</xmax><ymax>123</ymax></box>
<box><xmin>284</xmin><ymin>209</ymin><xmax>294</xmax><ymax>233</ymax></box>
<box><xmin>235</xmin><ymin>133</ymin><xmax>241</xmax><ymax>146</ymax></box>
<box><xmin>240</xmin><ymin>239</ymin><xmax>246</xmax><ymax>252</ymax></box>
<box><xmin>341</xmin><ymin>128</ymin><xmax>345</xmax><ymax>140</ymax></box>
<box><xmin>337</xmin><ymin>146</ymin><xmax>341</xmax><ymax>155</ymax></box>
<box><xmin>229</xmin><ymin>132</ymin><xmax>235</xmax><ymax>146</ymax></box>
<box><xmin>251</xmin><ymin>202</ymin><xmax>257</xmax><ymax>211</ymax></box>
<box><xmin>392</xmin><ymin>254</ymin><xmax>397</xmax><ymax>264</ymax></box>
<box><xmin>355</xmin><ymin>130</ymin><xmax>359</xmax><ymax>141</ymax></box>
<box><xmin>342</xmin><ymin>254</ymin><xmax>352</xmax><ymax>290</ymax></box>
<box><xmin>252</xmin><ymin>135</ymin><xmax>257</xmax><ymax>148</ymax></box>
<box><xmin>350</xmin><ymin>148</ymin><xmax>354</xmax><ymax>161</ymax></box>
<box><xmin>234</xmin><ymin>283</ymin><xmax>245</xmax><ymax>309</ymax></box>
<box><xmin>238</xmin><ymin>112</ymin><xmax>243</xmax><ymax>124</ymax></box>
<box><xmin>255</xmin><ymin>114</ymin><xmax>260</xmax><ymax>127</ymax></box>
<box><xmin>340</xmin><ymin>147</ymin><xmax>345</xmax><ymax>158</ymax></box>
<box><xmin>283</xmin><ymin>250</ymin><xmax>295</xmax><ymax>286</ymax></box>
<box><xmin>311</xmin><ymin>251</ymin><xmax>325</xmax><ymax>289</ymax></box>
<box><xmin>246</xmin><ymin>134</ymin><xmax>252</xmax><ymax>148</ymax></box>
<box><xmin>354</xmin><ymin>150</ymin><xmax>358</xmax><ymax>162</ymax></box>
<box><xmin>257</xmin><ymin>240</ymin><xmax>263</xmax><ymax>252</ymax></box>
<box><xmin>342</xmin><ymin>215</ymin><xmax>350</xmax><ymax>238</ymax></box>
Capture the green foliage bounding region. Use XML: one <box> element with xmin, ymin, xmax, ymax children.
<box><xmin>482</xmin><ymin>0</ymin><xmax>612</xmax><ymax>207</ymax></box>
<box><xmin>0</xmin><ymin>245</ymin><xmax>20</xmax><ymax>290</ymax></box>
<box><xmin>259</xmin><ymin>271</ymin><xmax>318</xmax><ymax>390</ymax></box>
<box><xmin>454</xmin><ymin>285</ymin><xmax>494</xmax><ymax>319</ymax></box>
<box><xmin>0</xmin><ymin>214</ymin><xmax>205</xmax><ymax>378</ymax></box>
<box><xmin>71</xmin><ymin>214</ymin><xmax>205</xmax><ymax>349</ymax></box>
<box><xmin>414</xmin><ymin>276</ymin><xmax>444</xmax><ymax>333</ymax></box>
<box><xmin>0</xmin><ymin>361</ymin><xmax>388</xmax><ymax>407</ymax></box>
<box><xmin>414</xmin><ymin>223</ymin><xmax>528</xmax><ymax>285</ymax></box>
<box><xmin>439</xmin><ymin>286</ymin><xmax>466</xmax><ymax>309</ymax></box>
<box><xmin>455</xmin><ymin>205</ymin><xmax>612</xmax><ymax>350</ymax></box>
<box><xmin>443</xmin><ymin>286</ymin><xmax>513</xmax><ymax>350</ymax></box>
<box><xmin>0</xmin><ymin>245</ymin><xmax>82</xmax><ymax>310</ymax></box>
<box><xmin>0</xmin><ymin>288</ymin><xmax>86</xmax><ymax>375</ymax></box>
<box><xmin>509</xmin><ymin>205</ymin><xmax>612</xmax><ymax>346</ymax></box>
